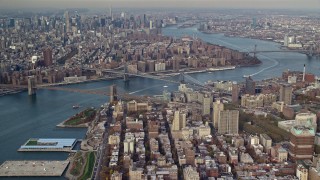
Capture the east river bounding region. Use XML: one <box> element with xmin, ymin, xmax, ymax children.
<box><xmin>0</xmin><ymin>26</ymin><xmax>319</xmax><ymax>179</ymax></box>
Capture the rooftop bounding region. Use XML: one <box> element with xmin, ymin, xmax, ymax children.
<box><xmin>0</xmin><ymin>160</ymin><xmax>69</xmax><ymax>177</ymax></box>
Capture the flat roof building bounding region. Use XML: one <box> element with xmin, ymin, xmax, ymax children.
<box><xmin>19</xmin><ymin>138</ymin><xmax>77</xmax><ymax>152</ymax></box>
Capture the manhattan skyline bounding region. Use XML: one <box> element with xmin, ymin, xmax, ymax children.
<box><xmin>1</xmin><ymin>0</ymin><xmax>320</xmax><ymax>9</ymax></box>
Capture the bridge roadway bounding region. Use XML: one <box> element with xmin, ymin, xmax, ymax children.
<box><xmin>0</xmin><ymin>83</ymin><xmax>167</xmax><ymax>103</ymax></box>
<box><xmin>247</xmin><ymin>50</ymin><xmax>309</xmax><ymax>53</ymax></box>
<box><xmin>91</xmin><ymin>68</ymin><xmax>182</xmax><ymax>84</ymax></box>
<box><xmin>88</xmin><ymin>68</ymin><xmax>207</xmax><ymax>87</ymax></box>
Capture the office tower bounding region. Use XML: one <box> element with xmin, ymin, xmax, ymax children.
<box><xmin>9</xmin><ymin>18</ymin><xmax>15</xmax><ymax>28</ymax></box>
<box><xmin>143</xmin><ymin>14</ymin><xmax>147</xmax><ymax>26</ymax></box>
<box><xmin>109</xmin><ymin>6</ymin><xmax>113</xmax><ymax>20</ymax></box>
<box><xmin>202</xmin><ymin>94</ymin><xmax>211</xmax><ymax>115</ymax></box>
<box><xmin>110</xmin><ymin>85</ymin><xmax>117</xmax><ymax>102</ymax></box>
<box><xmin>64</xmin><ymin>11</ymin><xmax>70</xmax><ymax>33</ymax></box>
<box><xmin>172</xmin><ymin>110</ymin><xmax>186</xmax><ymax>131</ymax></box>
<box><xmin>232</xmin><ymin>81</ymin><xmax>239</xmax><ymax>104</ymax></box>
<box><xmin>245</xmin><ymin>76</ymin><xmax>255</xmax><ymax>95</ymax></box>
<box><xmin>289</xmin><ymin>126</ymin><xmax>315</xmax><ymax>161</ymax></box>
<box><xmin>218</xmin><ymin>110</ymin><xmax>239</xmax><ymax>135</ymax></box>
<box><xmin>213</xmin><ymin>100</ymin><xmax>224</xmax><ymax>128</ymax></box>
<box><xmin>279</xmin><ymin>84</ymin><xmax>292</xmax><ymax>105</ymax></box>
<box><xmin>43</xmin><ymin>47</ymin><xmax>53</xmax><ymax>67</ymax></box>
<box><xmin>100</xmin><ymin>18</ymin><xmax>106</xmax><ymax>27</ymax></box>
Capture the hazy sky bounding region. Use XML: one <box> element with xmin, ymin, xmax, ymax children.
<box><xmin>1</xmin><ymin>0</ymin><xmax>320</xmax><ymax>9</ymax></box>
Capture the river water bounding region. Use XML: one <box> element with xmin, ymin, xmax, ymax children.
<box><xmin>0</xmin><ymin>26</ymin><xmax>319</xmax><ymax>179</ymax></box>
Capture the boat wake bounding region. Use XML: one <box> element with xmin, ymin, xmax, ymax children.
<box><xmin>248</xmin><ymin>54</ymin><xmax>279</xmax><ymax>77</ymax></box>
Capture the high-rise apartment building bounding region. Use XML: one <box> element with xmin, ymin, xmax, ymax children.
<box><xmin>110</xmin><ymin>84</ymin><xmax>117</xmax><ymax>102</ymax></box>
<box><xmin>172</xmin><ymin>110</ymin><xmax>186</xmax><ymax>131</ymax></box>
<box><xmin>43</xmin><ymin>47</ymin><xmax>52</xmax><ymax>67</ymax></box>
<box><xmin>202</xmin><ymin>94</ymin><xmax>211</xmax><ymax>115</ymax></box>
<box><xmin>218</xmin><ymin>110</ymin><xmax>239</xmax><ymax>135</ymax></box>
<box><xmin>245</xmin><ymin>76</ymin><xmax>255</xmax><ymax>95</ymax></box>
<box><xmin>172</xmin><ymin>58</ymin><xmax>180</xmax><ymax>71</ymax></box>
<box><xmin>289</xmin><ymin>126</ymin><xmax>315</xmax><ymax>161</ymax></box>
<box><xmin>279</xmin><ymin>84</ymin><xmax>293</xmax><ymax>105</ymax></box>
<box><xmin>232</xmin><ymin>81</ymin><xmax>239</xmax><ymax>104</ymax></box>
<box><xmin>213</xmin><ymin>100</ymin><xmax>224</xmax><ymax>128</ymax></box>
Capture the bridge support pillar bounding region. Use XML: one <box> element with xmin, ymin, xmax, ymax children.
<box><xmin>28</xmin><ymin>76</ymin><xmax>37</xmax><ymax>96</ymax></box>
<box><xmin>253</xmin><ymin>44</ymin><xmax>257</xmax><ymax>58</ymax></box>
<box><xmin>123</xmin><ymin>74</ymin><xmax>129</xmax><ymax>82</ymax></box>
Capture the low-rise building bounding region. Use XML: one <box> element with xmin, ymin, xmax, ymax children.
<box><xmin>296</xmin><ymin>164</ymin><xmax>308</xmax><ymax>180</ymax></box>
<box><xmin>183</xmin><ymin>166</ymin><xmax>200</xmax><ymax>180</ymax></box>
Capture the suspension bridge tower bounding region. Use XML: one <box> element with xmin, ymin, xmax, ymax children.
<box><xmin>179</xmin><ymin>72</ymin><xmax>185</xmax><ymax>83</ymax></box>
<box><xmin>124</xmin><ymin>62</ymin><xmax>129</xmax><ymax>82</ymax></box>
<box><xmin>253</xmin><ymin>44</ymin><xmax>257</xmax><ymax>58</ymax></box>
<box><xmin>27</xmin><ymin>76</ymin><xmax>37</xmax><ymax>95</ymax></box>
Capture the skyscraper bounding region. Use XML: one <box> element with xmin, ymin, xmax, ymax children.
<box><xmin>109</xmin><ymin>6</ymin><xmax>113</xmax><ymax>20</ymax></box>
<box><xmin>232</xmin><ymin>81</ymin><xmax>239</xmax><ymax>104</ymax></box>
<box><xmin>218</xmin><ymin>110</ymin><xmax>239</xmax><ymax>135</ymax></box>
<box><xmin>279</xmin><ymin>84</ymin><xmax>293</xmax><ymax>105</ymax></box>
<box><xmin>213</xmin><ymin>100</ymin><xmax>224</xmax><ymax>128</ymax></box>
<box><xmin>143</xmin><ymin>14</ymin><xmax>147</xmax><ymax>26</ymax></box>
<box><xmin>43</xmin><ymin>47</ymin><xmax>52</xmax><ymax>67</ymax></box>
<box><xmin>245</xmin><ymin>76</ymin><xmax>255</xmax><ymax>95</ymax></box>
<box><xmin>64</xmin><ymin>11</ymin><xmax>70</xmax><ymax>33</ymax></box>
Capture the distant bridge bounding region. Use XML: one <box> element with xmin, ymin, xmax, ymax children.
<box><xmin>1</xmin><ymin>62</ymin><xmax>208</xmax><ymax>100</ymax></box>
<box><xmin>245</xmin><ymin>44</ymin><xmax>313</xmax><ymax>57</ymax></box>
<box><xmin>87</xmin><ymin>62</ymin><xmax>206</xmax><ymax>87</ymax></box>
<box><xmin>247</xmin><ymin>50</ymin><xmax>309</xmax><ymax>53</ymax></box>
<box><xmin>0</xmin><ymin>83</ymin><xmax>167</xmax><ymax>103</ymax></box>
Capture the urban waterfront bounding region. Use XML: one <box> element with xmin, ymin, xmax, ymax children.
<box><xmin>0</xmin><ymin>26</ymin><xmax>319</xmax><ymax>179</ymax></box>
<box><xmin>163</xmin><ymin>26</ymin><xmax>320</xmax><ymax>81</ymax></box>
